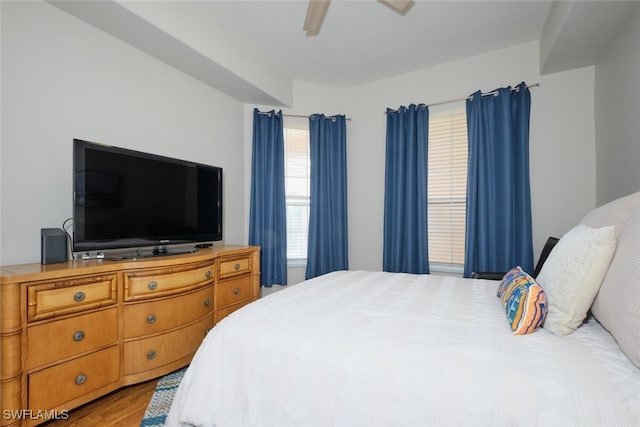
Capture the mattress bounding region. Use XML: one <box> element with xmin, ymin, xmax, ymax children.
<box><xmin>166</xmin><ymin>270</ymin><xmax>640</xmax><ymax>426</ymax></box>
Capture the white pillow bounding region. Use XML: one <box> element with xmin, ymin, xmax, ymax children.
<box><xmin>536</xmin><ymin>224</ymin><xmax>617</xmax><ymax>336</ymax></box>
<box><xmin>592</xmin><ymin>206</ymin><xmax>640</xmax><ymax>367</ymax></box>
<box><xmin>581</xmin><ymin>191</ymin><xmax>640</xmax><ymax>237</ymax></box>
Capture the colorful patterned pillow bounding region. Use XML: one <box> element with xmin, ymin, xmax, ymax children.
<box><xmin>498</xmin><ymin>268</ymin><xmax>547</xmax><ymax>335</ymax></box>
<box><xmin>496</xmin><ymin>266</ymin><xmax>526</xmax><ymax>298</ymax></box>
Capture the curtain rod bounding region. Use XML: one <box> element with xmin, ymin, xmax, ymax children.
<box><xmin>387</xmin><ymin>83</ymin><xmax>541</xmax><ymax>112</ymax></box>
<box><xmin>257</xmin><ymin>111</ymin><xmax>352</xmax><ymax>121</ymax></box>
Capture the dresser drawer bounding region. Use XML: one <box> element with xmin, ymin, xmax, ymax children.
<box><xmin>218</xmin><ymin>256</ymin><xmax>251</xmax><ymax>279</ymax></box>
<box><xmin>123</xmin><ymin>285</ymin><xmax>214</xmax><ymax>339</ymax></box>
<box><xmin>28</xmin><ymin>345</ymin><xmax>119</xmax><ymax>411</ymax></box>
<box><xmin>124</xmin><ymin>262</ymin><xmax>214</xmax><ymax>301</ymax></box>
<box><xmin>27</xmin><ymin>274</ymin><xmax>117</xmax><ymax>322</ymax></box>
<box><xmin>123</xmin><ymin>314</ymin><xmax>213</xmax><ymax>375</ymax></box>
<box><xmin>27</xmin><ymin>308</ymin><xmax>118</xmax><ymax>369</ymax></box>
<box><xmin>216</xmin><ymin>275</ymin><xmax>252</xmax><ymax>309</ymax></box>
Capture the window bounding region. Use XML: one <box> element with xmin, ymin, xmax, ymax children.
<box><xmin>284</xmin><ymin>127</ymin><xmax>310</xmax><ymax>262</ymax></box>
<box><xmin>428</xmin><ymin>110</ymin><xmax>468</xmax><ymax>270</ymax></box>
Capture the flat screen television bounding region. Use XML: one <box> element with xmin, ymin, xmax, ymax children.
<box><xmin>73</xmin><ymin>139</ymin><xmax>222</xmax><ymax>257</ymax></box>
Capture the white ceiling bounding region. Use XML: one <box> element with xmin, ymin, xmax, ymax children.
<box><xmin>143</xmin><ymin>0</ymin><xmax>553</xmax><ymax>87</ymax></box>
<box><xmin>50</xmin><ymin>0</ymin><xmax>640</xmax><ymax>106</ymax></box>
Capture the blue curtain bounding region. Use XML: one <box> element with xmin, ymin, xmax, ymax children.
<box><xmin>383</xmin><ymin>104</ymin><xmax>430</xmax><ymax>274</ymax></box>
<box><xmin>464</xmin><ymin>82</ymin><xmax>534</xmax><ymax>277</ymax></box>
<box><xmin>306</xmin><ymin>114</ymin><xmax>349</xmax><ymax>279</ymax></box>
<box><xmin>249</xmin><ymin>109</ymin><xmax>287</xmax><ymax>286</ymax></box>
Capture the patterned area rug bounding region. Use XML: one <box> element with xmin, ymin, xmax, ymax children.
<box><xmin>140</xmin><ymin>367</ymin><xmax>187</xmax><ymax>427</ymax></box>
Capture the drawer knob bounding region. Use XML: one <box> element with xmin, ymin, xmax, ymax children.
<box><xmin>148</xmin><ymin>281</ymin><xmax>158</xmax><ymax>290</ymax></box>
<box><xmin>72</xmin><ymin>331</ymin><xmax>85</xmax><ymax>342</ymax></box>
<box><xmin>75</xmin><ymin>374</ymin><xmax>87</xmax><ymax>385</ymax></box>
<box><xmin>73</xmin><ymin>291</ymin><xmax>86</xmax><ymax>302</ymax></box>
<box><xmin>146</xmin><ymin>314</ymin><xmax>157</xmax><ymax>324</ymax></box>
<box><xmin>204</xmin><ymin>298</ymin><xmax>211</xmax><ymax>307</ymax></box>
<box><xmin>234</xmin><ymin>263</ymin><xmax>240</xmax><ymax>270</ymax></box>
<box><xmin>205</xmin><ymin>270</ymin><xmax>212</xmax><ymax>279</ymax></box>
<box><xmin>147</xmin><ymin>350</ymin><xmax>157</xmax><ymax>360</ymax></box>
<box><xmin>234</xmin><ymin>288</ymin><xmax>240</xmax><ymax>295</ymax></box>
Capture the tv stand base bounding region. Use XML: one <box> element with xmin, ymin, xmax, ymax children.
<box><xmin>102</xmin><ymin>247</ymin><xmax>197</xmax><ymax>261</ymax></box>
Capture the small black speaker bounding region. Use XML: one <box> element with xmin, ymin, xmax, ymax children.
<box><xmin>41</xmin><ymin>228</ymin><xmax>68</xmax><ymax>264</ymax></box>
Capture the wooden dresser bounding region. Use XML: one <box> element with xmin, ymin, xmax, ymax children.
<box><xmin>0</xmin><ymin>245</ymin><xmax>259</xmax><ymax>426</ymax></box>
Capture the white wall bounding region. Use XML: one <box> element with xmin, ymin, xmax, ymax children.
<box><xmin>594</xmin><ymin>8</ymin><xmax>640</xmax><ymax>205</ymax></box>
<box><xmin>0</xmin><ymin>1</ymin><xmax>246</xmax><ymax>265</ymax></box>
<box><xmin>246</xmin><ymin>41</ymin><xmax>597</xmax><ymax>281</ymax></box>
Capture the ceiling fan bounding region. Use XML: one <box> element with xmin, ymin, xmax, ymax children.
<box><xmin>303</xmin><ymin>0</ymin><xmax>414</xmax><ymax>35</ymax></box>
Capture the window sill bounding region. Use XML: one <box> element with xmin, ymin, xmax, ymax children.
<box><xmin>429</xmin><ymin>263</ymin><xmax>464</xmax><ymax>277</ymax></box>
<box><xmin>287</xmin><ymin>259</ymin><xmax>307</xmax><ymax>268</ymax></box>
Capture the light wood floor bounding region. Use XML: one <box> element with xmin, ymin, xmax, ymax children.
<box><xmin>44</xmin><ymin>380</ymin><xmax>157</xmax><ymax>427</ymax></box>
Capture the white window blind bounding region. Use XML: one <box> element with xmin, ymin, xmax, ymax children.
<box><xmin>428</xmin><ymin>111</ymin><xmax>468</xmax><ymax>266</ymax></box>
<box><xmin>284</xmin><ymin>128</ymin><xmax>310</xmax><ymax>260</ymax></box>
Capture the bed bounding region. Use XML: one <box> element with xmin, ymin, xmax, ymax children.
<box><xmin>166</xmin><ymin>192</ymin><xmax>640</xmax><ymax>427</ymax></box>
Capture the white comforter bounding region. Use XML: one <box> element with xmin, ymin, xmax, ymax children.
<box><xmin>166</xmin><ymin>271</ymin><xmax>640</xmax><ymax>427</ymax></box>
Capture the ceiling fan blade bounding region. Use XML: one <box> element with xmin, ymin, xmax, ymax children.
<box><xmin>303</xmin><ymin>0</ymin><xmax>331</xmax><ymax>35</ymax></box>
<box><xmin>379</xmin><ymin>0</ymin><xmax>413</xmax><ymax>14</ymax></box>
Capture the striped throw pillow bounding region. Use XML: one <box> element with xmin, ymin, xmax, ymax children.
<box><xmin>497</xmin><ymin>266</ymin><xmax>526</xmax><ymax>298</ymax></box>
<box><xmin>498</xmin><ymin>267</ymin><xmax>547</xmax><ymax>335</ymax></box>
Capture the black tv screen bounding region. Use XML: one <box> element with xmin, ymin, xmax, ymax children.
<box><xmin>73</xmin><ymin>139</ymin><xmax>222</xmax><ymax>253</ymax></box>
